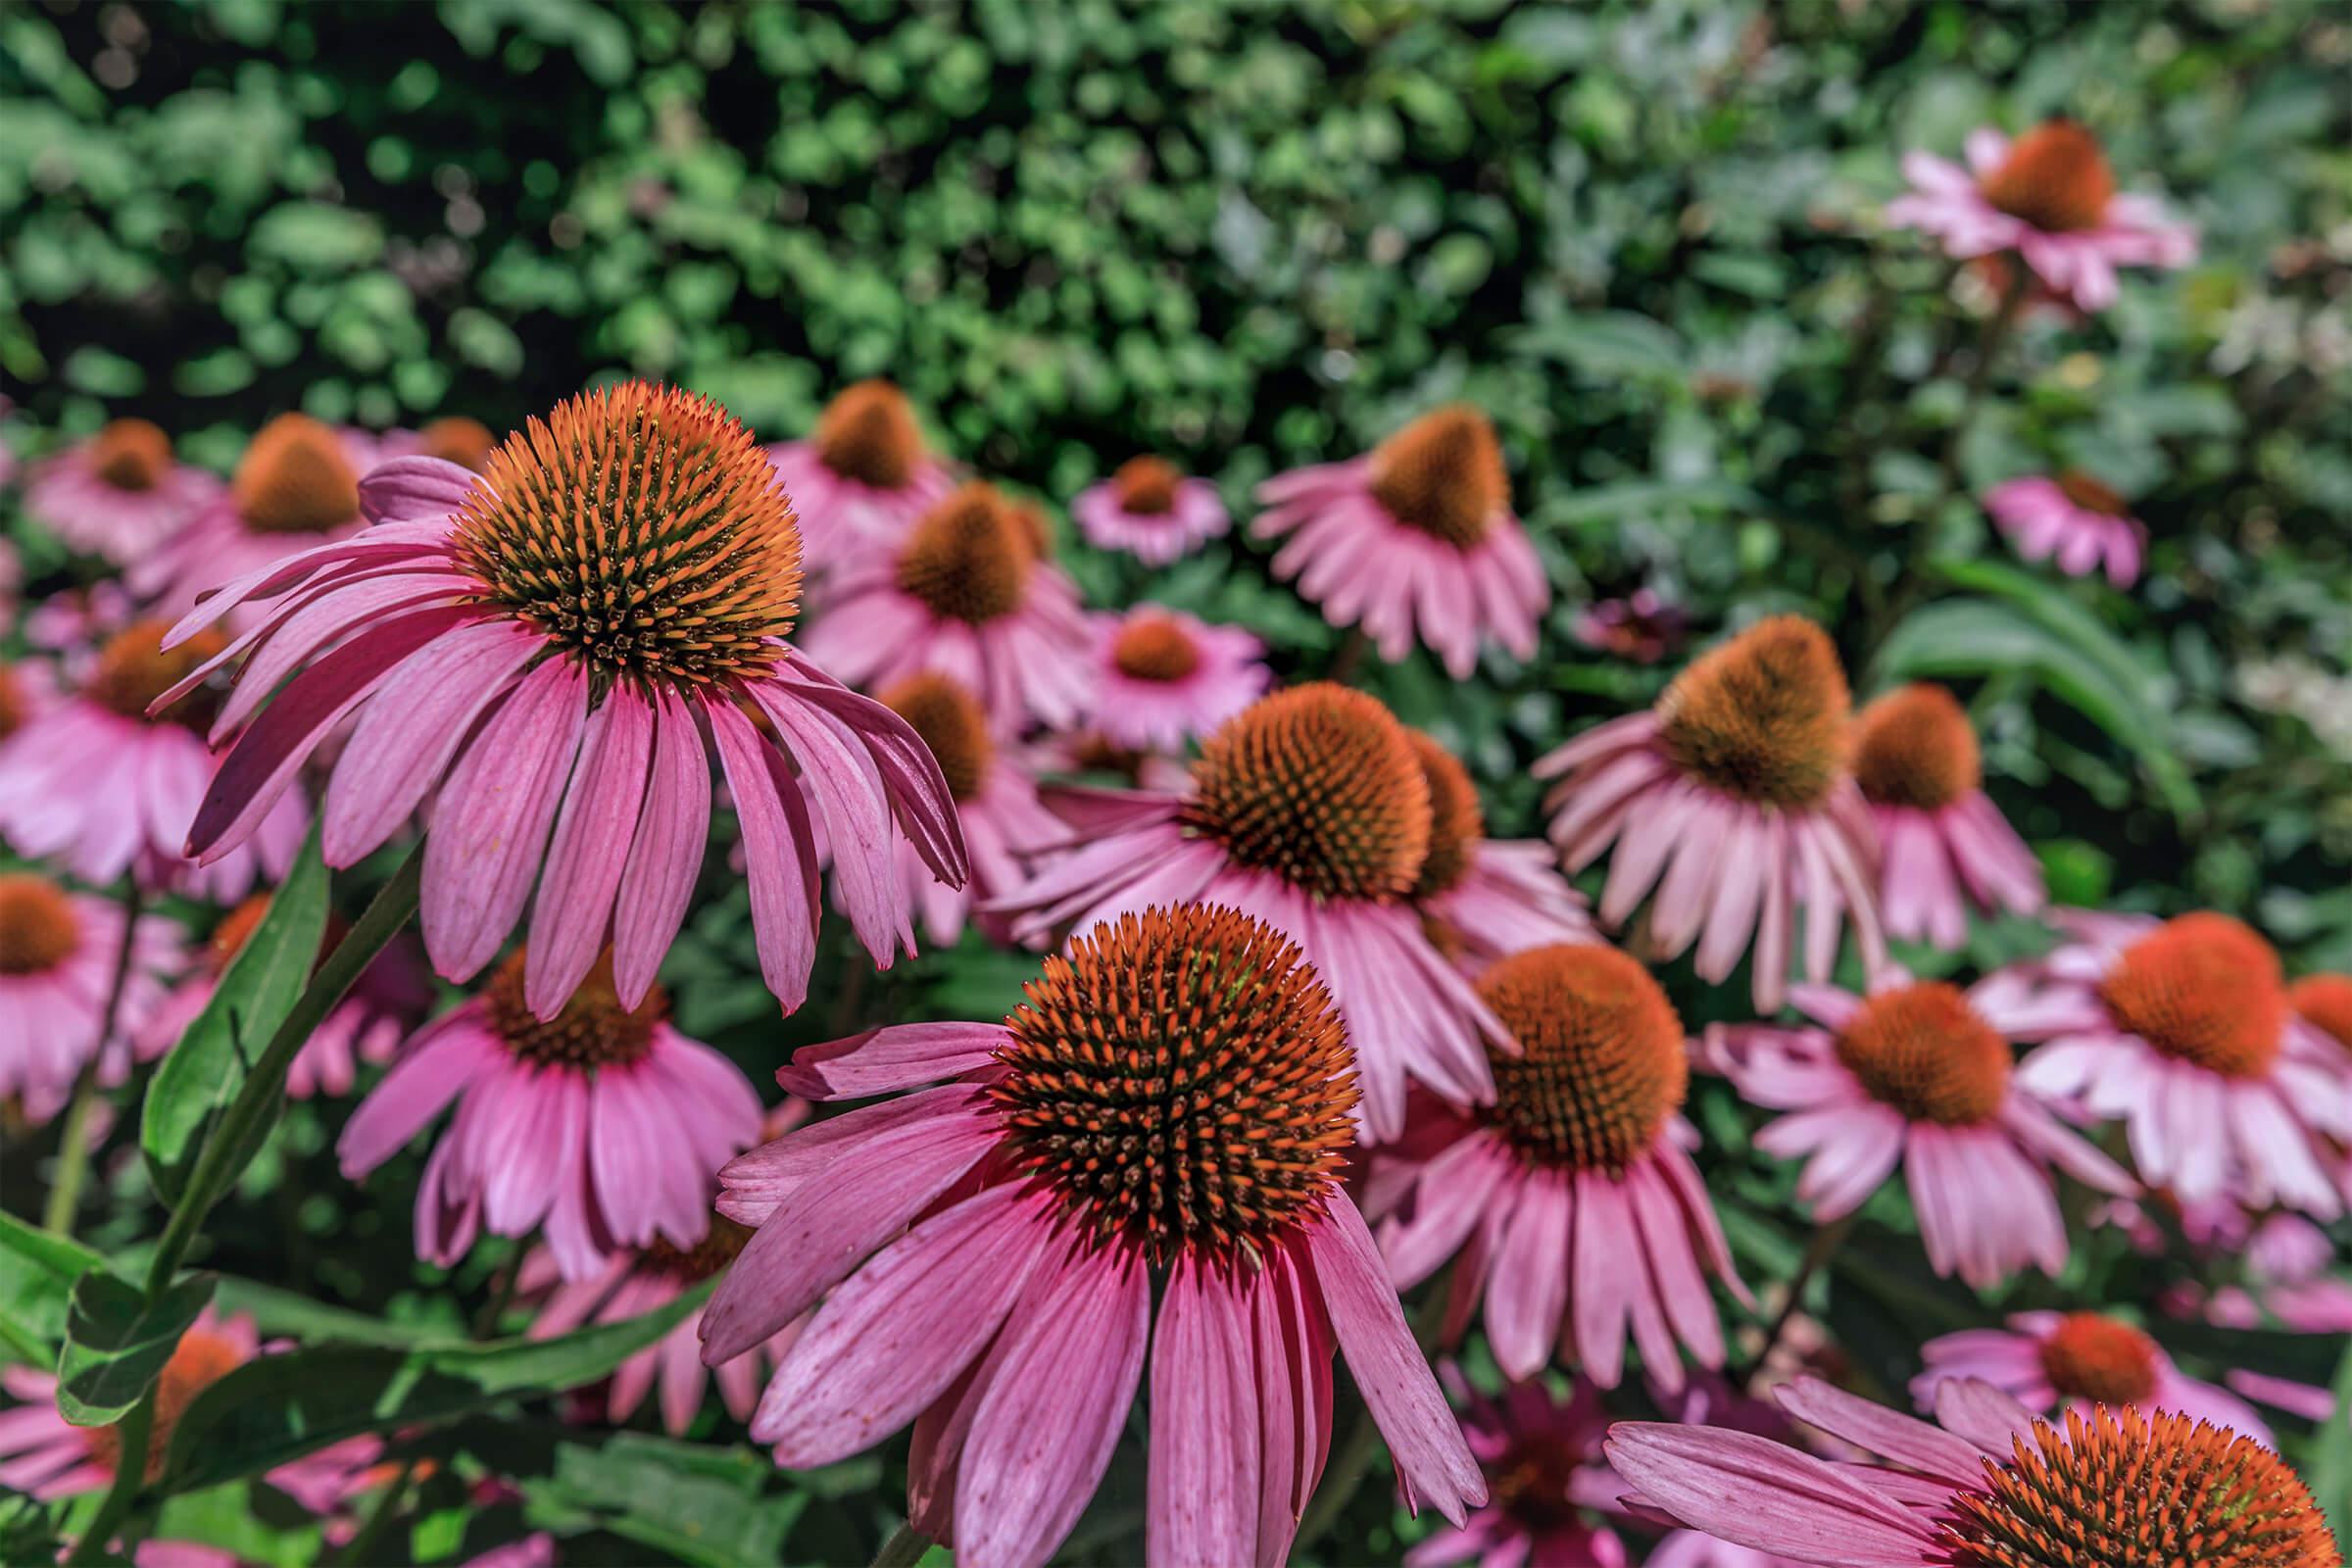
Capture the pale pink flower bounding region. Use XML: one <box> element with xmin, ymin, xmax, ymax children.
<box><xmin>1886</xmin><ymin>120</ymin><xmax>2196</xmax><ymax>311</ymax></box>
<box><xmin>1084</xmin><ymin>606</ymin><xmax>1267</xmax><ymax>754</ymax></box>
<box><xmin>1368</xmin><ymin>944</ymin><xmax>1747</xmax><ymax>1391</ymax></box>
<box><xmin>765</xmin><ymin>380</ymin><xmax>956</xmax><ymax>565</ymax></box>
<box><xmin>132</xmin><ymin>415</ymin><xmax>385</xmax><ymax>625</ymax></box>
<box><xmin>0</xmin><ymin>871</ymin><xmax>179</xmax><ymax>1122</ymax></box>
<box><xmin>0</xmin><ymin>1308</ymin><xmax>258</xmax><ymax>1501</ymax></box>
<box><xmin>702</xmin><ymin>906</ymin><xmax>1484</xmax><ymax>1568</ymax></box>
<box><xmin>1534</xmin><ymin>616</ymin><xmax>1886</xmax><ymax>1012</ymax></box>
<box><xmin>803</xmin><ymin>479</ymin><xmax>1094</xmax><ymax>730</ymax></box>
<box><xmin>1406</xmin><ymin>1364</ymin><xmax>1630</xmax><ymax>1568</ymax></box>
<box><xmin>1984</xmin><ymin>471</ymin><xmax>2148</xmax><ymax>587</ymax></box>
<box><xmin>1911</xmin><ymin>1310</ymin><xmax>2318</xmax><ymax>1450</ymax></box>
<box><xmin>1850</xmin><ymin>683</ymin><xmax>2043</xmax><ymax>947</ymax></box>
<box><xmin>158</xmin><ymin>383</ymin><xmax>966</xmax><ymax>1018</ymax></box>
<box><xmin>2010</xmin><ymin>910</ymin><xmax>2352</xmax><ymax>1217</ymax></box>
<box><xmin>383</xmin><ymin>416</ymin><xmax>500</xmax><ymax>474</ymax></box>
<box><xmin>136</xmin><ymin>891</ymin><xmax>429</xmax><ymax>1100</ymax></box>
<box><xmin>991</xmin><ymin>683</ymin><xmax>1512</xmax><ymax>1141</ymax></box>
<box><xmin>1253</xmin><ymin>406</ymin><xmax>1548</xmax><ymax>678</ymax></box>
<box><xmin>1071</xmin><ymin>456</ymin><xmax>1228</xmax><ymax>565</ymax></box>
<box><xmin>870</xmin><ymin>672</ymin><xmax>1064</xmax><ymax>947</ymax></box>
<box><xmin>1405</xmin><ymin>728</ymin><xmax>1595</xmax><ymax>969</ymax></box>
<box><xmin>337</xmin><ymin>950</ymin><xmax>761</xmax><ymax>1279</ymax></box>
<box><xmin>1607</xmin><ymin>1377</ymin><xmax>2340</xmax><ymax>1567</ymax></box>
<box><xmin>0</xmin><ymin>620</ymin><xmax>309</xmax><ymax>901</ymax></box>
<box><xmin>1704</xmin><ymin>973</ymin><xmax>2132</xmax><ymax>1288</ymax></box>
<box><xmin>24</xmin><ymin>419</ymin><xmax>220</xmax><ymax>565</ymax></box>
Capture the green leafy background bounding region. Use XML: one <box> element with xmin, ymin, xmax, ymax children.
<box><xmin>3</xmin><ymin>0</ymin><xmax>2349</xmax><ymax>1561</ymax></box>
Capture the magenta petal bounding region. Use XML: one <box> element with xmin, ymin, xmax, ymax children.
<box><xmin>956</xmin><ymin>1247</ymin><xmax>1150</xmax><ymax>1568</ymax></box>
<box><xmin>419</xmin><ymin>656</ymin><xmax>590</xmax><ymax>983</ymax></box>
<box><xmin>1601</xmin><ymin>1424</ymin><xmax>1934</xmax><ymax>1567</ymax></box>
<box><xmin>1302</xmin><ymin>1198</ymin><xmax>1484</xmax><ymax>1524</ymax></box>
<box><xmin>358</xmin><ymin>455</ymin><xmax>479</xmax><ymax>525</ymax></box>
<box><xmin>525</xmin><ymin>687</ymin><xmax>655</xmax><ymax>1014</ymax></box>
<box><xmin>1251</xmin><ymin>1245</ymin><xmax>1333</xmax><ymax>1565</ymax></box>
<box><xmin>1147</xmin><ymin>1255</ymin><xmax>1261</xmax><ymax>1568</ymax></box>
<box><xmin>777</xmin><ymin>1021</ymin><xmax>1010</xmax><ymax>1100</ymax></box>
<box><xmin>707</xmin><ymin>699</ymin><xmax>820</xmax><ymax>1012</ymax></box>
<box><xmin>1773</xmin><ymin>1377</ymin><xmax>1985</xmax><ymax>1486</ymax></box>
<box><xmin>611</xmin><ymin>690</ymin><xmax>713</xmax><ymax>1007</ymax></box>
<box><xmin>749</xmin><ymin>1183</ymin><xmax>1053</xmax><ymax>1464</ymax></box>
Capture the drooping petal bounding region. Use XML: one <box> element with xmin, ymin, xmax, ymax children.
<box><xmin>525</xmin><ymin>686</ymin><xmax>655</xmax><ymax>1014</ymax></box>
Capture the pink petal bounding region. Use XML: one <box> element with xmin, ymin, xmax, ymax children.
<box><xmin>525</xmin><ymin>687</ymin><xmax>655</xmax><ymax>1014</ymax></box>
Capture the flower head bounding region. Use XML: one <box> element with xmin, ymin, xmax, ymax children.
<box><xmin>2012</xmin><ymin>911</ymin><xmax>2352</xmax><ymax>1217</ymax></box>
<box><xmin>994</xmin><ymin>683</ymin><xmax>1510</xmax><ymax>1139</ymax></box>
<box><xmin>1607</xmin><ymin>1375</ymin><xmax>2342</xmax><ymax>1568</ymax></box>
<box><xmin>163</xmin><ymin>381</ymin><xmax>965</xmax><ymax>1018</ymax></box>
<box><xmin>766</xmin><ymin>379</ymin><xmax>955</xmax><ymax>564</ymax></box>
<box><xmin>804</xmin><ymin>478</ymin><xmax>1094</xmax><ymax>729</ymax></box>
<box><xmin>1370</xmin><ymin>943</ymin><xmax>1747</xmax><ymax>1389</ymax></box>
<box><xmin>0</xmin><ymin>872</ymin><xmax>179</xmax><ymax>1121</ymax></box>
<box><xmin>1536</xmin><ymin>616</ymin><xmax>1886</xmax><ymax>1011</ymax></box>
<box><xmin>1406</xmin><ymin>729</ymin><xmax>1596</xmax><ymax>968</ymax></box>
<box><xmin>1072</xmin><ymin>456</ymin><xmax>1230</xmax><ymax>565</ymax></box>
<box><xmin>337</xmin><ymin>944</ymin><xmax>762</xmax><ymax>1278</ymax></box>
<box><xmin>0</xmin><ymin>1309</ymin><xmax>258</xmax><ymax>1498</ymax></box>
<box><xmin>1252</xmin><ymin>406</ymin><xmax>1548</xmax><ymax>678</ymax></box>
<box><xmin>1407</xmin><ymin>1366</ymin><xmax>1628</xmax><ymax>1568</ymax></box>
<box><xmin>1084</xmin><ymin>607</ymin><xmax>1267</xmax><ymax>754</ymax></box>
<box><xmin>705</xmin><ymin>905</ymin><xmax>1482</xmax><ymax>1568</ymax></box>
<box><xmin>24</xmin><ymin>418</ymin><xmax>221</xmax><ymax>565</ymax></box>
<box><xmin>1886</xmin><ymin>119</ymin><xmax>2196</xmax><ymax>311</ymax></box>
<box><xmin>408</xmin><ymin>416</ymin><xmax>498</xmax><ymax>471</ymax></box>
<box><xmin>1984</xmin><ymin>471</ymin><xmax>2148</xmax><ymax>587</ymax></box>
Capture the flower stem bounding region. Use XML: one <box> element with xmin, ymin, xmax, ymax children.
<box><xmin>44</xmin><ymin>882</ymin><xmax>147</xmax><ymax>1235</ymax></box>
<box><xmin>1745</xmin><ymin>1210</ymin><xmax>1857</xmax><ymax>1392</ymax></box>
<box><xmin>142</xmin><ymin>846</ymin><xmax>421</xmax><ymax>1299</ymax></box>
<box><xmin>1327</xmin><ymin>626</ymin><xmax>1373</xmax><ymax>687</ymax></box>
<box><xmin>64</xmin><ymin>1391</ymin><xmax>152</xmax><ymax>1566</ymax></box>
<box><xmin>870</xmin><ymin>1522</ymin><xmax>932</xmax><ymax>1568</ymax></box>
<box><xmin>330</xmin><ymin>1457</ymin><xmax>419</xmax><ymax>1567</ymax></box>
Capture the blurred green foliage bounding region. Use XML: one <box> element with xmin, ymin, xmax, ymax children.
<box><xmin>4</xmin><ymin>0</ymin><xmax>2352</xmax><ymax>1560</ymax></box>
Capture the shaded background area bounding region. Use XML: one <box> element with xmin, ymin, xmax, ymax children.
<box><xmin>3</xmin><ymin>2</ymin><xmax>2350</xmax><ymax>1561</ymax></box>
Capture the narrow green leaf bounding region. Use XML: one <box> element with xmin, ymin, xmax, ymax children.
<box><xmin>141</xmin><ymin>830</ymin><xmax>327</xmax><ymax>1205</ymax></box>
<box><xmin>56</xmin><ymin>1271</ymin><xmax>216</xmax><ymax>1427</ymax></box>
<box><xmin>211</xmin><ymin>1277</ymin><xmax>458</xmax><ymax>1348</ymax></box>
<box><xmin>158</xmin><ymin>1280</ymin><xmax>712</xmax><ymax>1492</ymax></box>
<box><xmin>0</xmin><ymin>1212</ymin><xmax>104</xmax><ymax>1365</ymax></box>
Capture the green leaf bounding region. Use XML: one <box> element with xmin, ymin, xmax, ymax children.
<box><xmin>159</xmin><ymin>1280</ymin><xmax>713</xmax><ymax>1492</ymax></box>
<box><xmin>1872</xmin><ymin>597</ymin><xmax>2195</xmax><ymax>819</ymax></box>
<box><xmin>2316</xmin><ymin>1336</ymin><xmax>2352</xmax><ymax>1545</ymax></box>
<box><xmin>55</xmin><ymin>1270</ymin><xmax>216</xmax><ymax>1427</ymax></box>
<box><xmin>211</xmin><ymin>1277</ymin><xmax>456</xmax><ymax>1348</ymax></box>
<box><xmin>522</xmin><ymin>1435</ymin><xmax>796</xmax><ymax>1567</ymax></box>
<box><xmin>142</xmin><ymin>830</ymin><xmax>328</xmax><ymax>1205</ymax></box>
<box><xmin>0</xmin><ymin>1211</ymin><xmax>105</xmax><ymax>1365</ymax></box>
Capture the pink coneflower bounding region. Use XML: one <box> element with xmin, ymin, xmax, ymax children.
<box><xmin>1085</xmin><ymin>606</ymin><xmax>1267</xmax><ymax>754</ymax></box>
<box><xmin>1369</xmin><ymin>944</ymin><xmax>1746</xmax><ymax>1390</ymax></box>
<box><xmin>802</xmin><ymin>479</ymin><xmax>1094</xmax><ymax>729</ymax></box>
<box><xmin>0</xmin><ymin>657</ymin><xmax>51</xmax><ymax>747</ymax></box>
<box><xmin>1606</xmin><ymin>1376</ymin><xmax>2342</xmax><ymax>1568</ymax></box>
<box><xmin>0</xmin><ymin>1307</ymin><xmax>259</xmax><ymax>1499</ymax></box>
<box><xmin>766</xmin><ymin>380</ymin><xmax>955</xmax><ymax>564</ymax></box>
<box><xmin>132</xmin><ymin>414</ymin><xmax>382</xmax><ymax>623</ymax></box>
<box><xmin>1405</xmin><ymin>729</ymin><xmax>1595</xmax><ymax>968</ymax></box>
<box><xmin>1071</xmin><ymin>456</ymin><xmax>1229</xmax><ymax>565</ymax></box>
<box><xmin>337</xmin><ymin>949</ymin><xmax>761</xmax><ymax>1278</ymax></box>
<box><xmin>874</xmin><ymin>673</ymin><xmax>1064</xmax><ymax>947</ymax></box>
<box><xmin>136</xmin><ymin>891</ymin><xmax>428</xmax><ymax>1100</ymax></box>
<box><xmin>702</xmin><ymin>906</ymin><xmax>1483</xmax><ymax>1568</ymax></box>
<box><xmin>2012</xmin><ymin>910</ymin><xmax>2352</xmax><ymax>1216</ymax></box>
<box><xmin>1031</xmin><ymin>728</ymin><xmax>1193</xmax><ymax>795</ymax></box>
<box><xmin>1534</xmin><ymin>616</ymin><xmax>1886</xmax><ymax>1013</ymax></box>
<box><xmin>1984</xmin><ymin>470</ymin><xmax>2148</xmax><ymax>587</ymax></box>
<box><xmin>1851</xmin><ymin>684</ymin><xmax>2043</xmax><ymax>948</ymax></box>
<box><xmin>1573</xmin><ymin>588</ymin><xmax>1688</xmax><ymax>664</ymax></box>
<box><xmin>0</xmin><ymin>619</ymin><xmax>309</xmax><ymax>902</ymax></box>
<box><xmin>1407</xmin><ymin>1365</ymin><xmax>1628</xmax><ymax>1568</ymax></box>
<box><xmin>1886</xmin><ymin>119</ymin><xmax>2196</xmax><ymax>312</ymax></box>
<box><xmin>24</xmin><ymin>418</ymin><xmax>220</xmax><ymax>565</ymax></box>
<box><xmin>160</xmin><ymin>382</ymin><xmax>966</xmax><ymax>1017</ymax></box>
<box><xmin>1253</xmin><ymin>406</ymin><xmax>1548</xmax><ymax>678</ymax></box>
<box><xmin>1912</xmin><ymin>1310</ymin><xmax>2298</xmax><ymax>1448</ymax></box>
<box><xmin>2291</xmin><ymin>971</ymin><xmax>2352</xmax><ymax>1054</ymax></box>
<box><xmin>0</xmin><ymin>872</ymin><xmax>178</xmax><ymax>1122</ymax></box>
<box><xmin>395</xmin><ymin>416</ymin><xmax>499</xmax><ymax>472</ymax></box>
<box><xmin>1703</xmin><ymin>975</ymin><xmax>2133</xmax><ymax>1289</ymax></box>
<box><xmin>992</xmin><ymin>682</ymin><xmax>1509</xmax><ymax>1141</ymax></box>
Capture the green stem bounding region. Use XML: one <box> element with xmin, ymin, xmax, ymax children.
<box><xmin>44</xmin><ymin>883</ymin><xmax>147</xmax><ymax>1234</ymax></box>
<box><xmin>870</xmin><ymin>1521</ymin><xmax>932</xmax><ymax>1568</ymax></box>
<box><xmin>65</xmin><ymin>1391</ymin><xmax>153</xmax><ymax>1566</ymax></box>
<box><xmin>1327</xmin><ymin>626</ymin><xmax>1374</xmax><ymax>687</ymax></box>
<box><xmin>143</xmin><ymin>847</ymin><xmax>421</xmax><ymax>1299</ymax></box>
<box><xmin>1745</xmin><ymin>1210</ymin><xmax>1857</xmax><ymax>1392</ymax></box>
